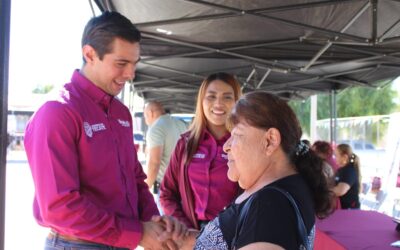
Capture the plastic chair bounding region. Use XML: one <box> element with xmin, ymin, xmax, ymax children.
<box><xmin>360</xmin><ymin>189</ymin><xmax>387</xmax><ymax>211</ymax></box>
<box><xmin>374</xmin><ymin>190</ymin><xmax>387</xmax><ymax>210</ymax></box>
<box><xmin>359</xmin><ymin>182</ymin><xmax>371</xmax><ymax>204</ymax></box>
<box><xmin>361</xmin><ymin>182</ymin><xmax>371</xmax><ymax>195</ymax></box>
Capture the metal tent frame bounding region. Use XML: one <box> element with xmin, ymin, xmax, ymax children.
<box><xmin>93</xmin><ymin>0</ymin><xmax>400</xmax><ymax>113</ymax></box>
<box><xmin>2</xmin><ymin>1</ymin><xmax>400</xmax><ymax>249</ymax></box>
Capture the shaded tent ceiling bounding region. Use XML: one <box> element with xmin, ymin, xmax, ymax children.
<box><xmin>93</xmin><ymin>0</ymin><xmax>400</xmax><ymax>113</ymax></box>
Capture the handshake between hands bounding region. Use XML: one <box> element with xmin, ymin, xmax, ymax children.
<box><xmin>139</xmin><ymin>215</ymin><xmax>199</xmax><ymax>250</ymax></box>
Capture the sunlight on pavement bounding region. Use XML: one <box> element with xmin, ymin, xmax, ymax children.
<box><xmin>5</xmin><ymin>150</ymin><xmax>146</xmax><ymax>250</ymax></box>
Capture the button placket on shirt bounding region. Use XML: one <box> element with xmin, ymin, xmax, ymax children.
<box><xmin>102</xmin><ymin>96</ymin><xmax>132</xmax><ymax>200</ymax></box>
<box><xmin>204</xmin><ymin>141</ymin><xmax>219</xmax><ymax>215</ymax></box>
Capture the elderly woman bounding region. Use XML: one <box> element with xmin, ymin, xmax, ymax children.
<box><xmin>179</xmin><ymin>91</ymin><xmax>334</xmax><ymax>250</ymax></box>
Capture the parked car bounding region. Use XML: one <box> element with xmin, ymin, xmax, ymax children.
<box><xmin>337</xmin><ymin>139</ymin><xmax>386</xmax><ymax>189</ymax></box>
<box><xmin>133</xmin><ymin>132</ymin><xmax>145</xmax><ymax>154</ymax></box>
<box><xmin>337</xmin><ymin>140</ymin><xmax>376</xmax><ymax>150</ymax></box>
<box><xmin>171</xmin><ymin>113</ymin><xmax>194</xmax><ymax>126</ymax></box>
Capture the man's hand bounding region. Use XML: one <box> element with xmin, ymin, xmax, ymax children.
<box><xmin>151</xmin><ymin>215</ymin><xmax>188</xmax><ymax>241</ymax></box>
<box><xmin>140</xmin><ymin>215</ymin><xmax>188</xmax><ymax>250</ymax></box>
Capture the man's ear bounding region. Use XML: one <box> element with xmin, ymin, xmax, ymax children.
<box><xmin>82</xmin><ymin>45</ymin><xmax>97</xmax><ymax>64</ymax></box>
<box><xmin>264</xmin><ymin>128</ymin><xmax>281</xmax><ymax>156</ymax></box>
<box><xmin>149</xmin><ymin>109</ymin><xmax>155</xmax><ymax>119</ymax></box>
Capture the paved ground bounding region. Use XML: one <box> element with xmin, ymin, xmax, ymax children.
<box><xmin>5</xmin><ymin>150</ymin><xmax>48</xmax><ymax>250</ymax></box>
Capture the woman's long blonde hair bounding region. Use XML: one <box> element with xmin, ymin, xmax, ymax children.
<box><xmin>185</xmin><ymin>72</ymin><xmax>242</xmax><ymax>165</ymax></box>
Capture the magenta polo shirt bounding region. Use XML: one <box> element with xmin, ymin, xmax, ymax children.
<box><xmin>24</xmin><ymin>70</ymin><xmax>158</xmax><ymax>249</ymax></box>
<box><xmin>160</xmin><ymin>130</ymin><xmax>238</xmax><ymax>228</ymax></box>
<box><xmin>189</xmin><ymin>130</ymin><xmax>237</xmax><ymax>221</ymax></box>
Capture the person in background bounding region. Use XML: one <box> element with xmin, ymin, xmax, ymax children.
<box><xmin>144</xmin><ymin>101</ymin><xmax>187</xmax><ymax>213</ymax></box>
<box><xmin>177</xmin><ymin>91</ymin><xmax>334</xmax><ymax>249</ymax></box>
<box><xmin>24</xmin><ymin>11</ymin><xmax>185</xmax><ymax>250</ymax></box>
<box><xmin>333</xmin><ymin>143</ymin><xmax>361</xmax><ymax>209</ymax></box>
<box><xmin>160</xmin><ymin>72</ymin><xmax>242</xmax><ymax>230</ymax></box>
<box><xmin>312</xmin><ymin>140</ymin><xmax>336</xmax><ymax>181</ymax></box>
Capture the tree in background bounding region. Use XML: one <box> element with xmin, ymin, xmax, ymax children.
<box><xmin>289</xmin><ymin>98</ymin><xmax>311</xmax><ymax>134</ymax></box>
<box><xmin>289</xmin><ymin>81</ymin><xmax>398</xmax><ymax>134</ymax></box>
<box><xmin>32</xmin><ymin>84</ymin><xmax>54</xmax><ymax>94</ymax></box>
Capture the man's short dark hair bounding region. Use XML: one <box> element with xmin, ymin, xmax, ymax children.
<box><xmin>81</xmin><ymin>11</ymin><xmax>141</xmax><ymax>62</ymax></box>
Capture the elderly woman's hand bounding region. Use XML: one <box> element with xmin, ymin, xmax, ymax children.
<box><xmin>177</xmin><ymin>229</ymin><xmax>199</xmax><ymax>250</ymax></box>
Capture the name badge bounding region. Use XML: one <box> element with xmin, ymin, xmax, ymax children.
<box><xmin>193</xmin><ymin>153</ymin><xmax>206</xmax><ymax>159</ymax></box>
<box><xmin>118</xmin><ymin>119</ymin><xmax>130</xmax><ymax>127</ymax></box>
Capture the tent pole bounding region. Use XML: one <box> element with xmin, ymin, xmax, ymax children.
<box><xmin>310</xmin><ymin>95</ymin><xmax>317</xmax><ymax>141</ymax></box>
<box><xmin>0</xmin><ymin>0</ymin><xmax>11</xmax><ymax>249</ymax></box>
<box><xmin>330</xmin><ymin>89</ymin><xmax>337</xmax><ymax>144</ymax></box>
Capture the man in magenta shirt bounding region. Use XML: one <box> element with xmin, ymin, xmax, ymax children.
<box><xmin>24</xmin><ymin>11</ymin><xmax>184</xmax><ymax>250</ymax></box>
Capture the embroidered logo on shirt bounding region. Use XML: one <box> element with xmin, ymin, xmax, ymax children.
<box><xmin>221</xmin><ymin>153</ymin><xmax>228</xmax><ymax>160</ymax></box>
<box><xmin>91</xmin><ymin>123</ymin><xmax>106</xmax><ymax>132</ymax></box>
<box><xmin>83</xmin><ymin>122</ymin><xmax>106</xmax><ymax>138</ymax></box>
<box><xmin>118</xmin><ymin>119</ymin><xmax>130</xmax><ymax>127</ymax></box>
<box><xmin>193</xmin><ymin>153</ymin><xmax>206</xmax><ymax>159</ymax></box>
<box><xmin>84</xmin><ymin>122</ymin><xmax>93</xmax><ymax>138</ymax></box>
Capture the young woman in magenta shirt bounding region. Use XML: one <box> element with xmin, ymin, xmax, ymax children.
<box><xmin>160</xmin><ymin>72</ymin><xmax>242</xmax><ymax>229</ymax></box>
